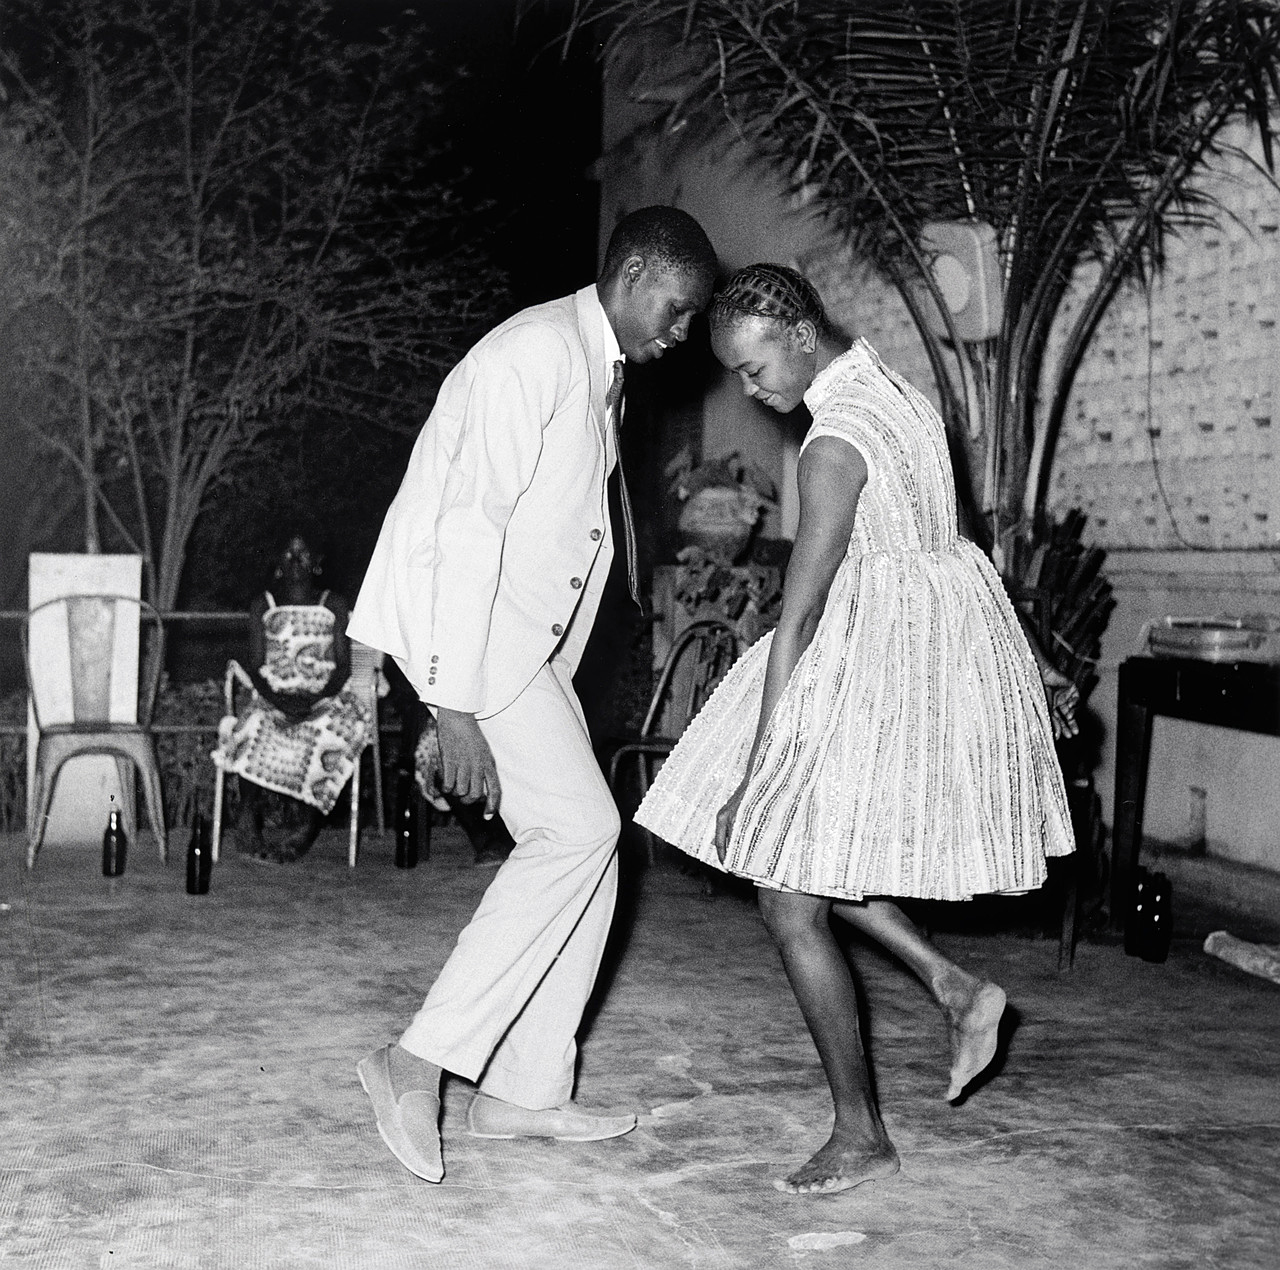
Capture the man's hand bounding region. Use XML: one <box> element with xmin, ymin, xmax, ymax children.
<box><xmin>1041</xmin><ymin>665</ymin><xmax>1081</xmax><ymax>740</ymax></box>
<box><xmin>413</xmin><ymin>718</ymin><xmax>454</xmax><ymax>813</ymax></box>
<box><xmin>436</xmin><ymin>708</ymin><xmax>502</xmax><ymax>819</ymax></box>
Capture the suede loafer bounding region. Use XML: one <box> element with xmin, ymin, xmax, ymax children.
<box><xmin>467</xmin><ymin>1093</ymin><xmax>637</xmax><ymax>1142</ymax></box>
<box><xmin>356</xmin><ymin>1044</ymin><xmax>444</xmax><ymax>1182</ymax></box>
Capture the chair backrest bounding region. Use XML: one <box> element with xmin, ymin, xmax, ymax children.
<box><xmin>23</xmin><ymin>594</ymin><xmax>164</xmax><ymax>731</ymax></box>
<box><xmin>641</xmin><ymin>619</ymin><xmax>741</xmax><ymax>741</ymax></box>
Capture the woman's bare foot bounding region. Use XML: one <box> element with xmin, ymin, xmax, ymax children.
<box><xmin>936</xmin><ymin>975</ymin><xmax>1007</xmax><ymax>1101</ymax></box>
<box><xmin>774</xmin><ymin>1131</ymin><xmax>900</xmax><ymax>1195</ymax></box>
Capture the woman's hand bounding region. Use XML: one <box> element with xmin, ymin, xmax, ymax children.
<box><xmin>713</xmin><ymin>780</ymin><xmax>750</xmax><ymax>864</ymax></box>
<box><xmin>1041</xmin><ymin>665</ymin><xmax>1081</xmax><ymax>740</ymax></box>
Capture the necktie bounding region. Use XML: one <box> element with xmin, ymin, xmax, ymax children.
<box><xmin>607</xmin><ymin>359</ymin><xmax>642</xmax><ymax>610</ymax></box>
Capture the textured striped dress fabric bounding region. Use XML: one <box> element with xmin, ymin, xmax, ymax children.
<box><xmin>635</xmin><ymin>341</ymin><xmax>1074</xmax><ymax>901</ymax></box>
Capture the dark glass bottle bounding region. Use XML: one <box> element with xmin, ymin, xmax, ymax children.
<box><xmin>102</xmin><ymin>807</ymin><xmax>127</xmax><ymax>877</ymax></box>
<box><xmin>1124</xmin><ymin>866</ymin><xmax>1172</xmax><ymax>963</ymax></box>
<box><xmin>394</xmin><ymin>767</ymin><xmax>418</xmax><ymax>869</ymax></box>
<box><xmin>186</xmin><ymin>814</ymin><xmax>211</xmax><ymax>895</ymax></box>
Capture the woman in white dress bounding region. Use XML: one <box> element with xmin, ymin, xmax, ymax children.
<box><xmin>637</xmin><ymin>265</ymin><xmax>1078</xmax><ymax>1195</ymax></box>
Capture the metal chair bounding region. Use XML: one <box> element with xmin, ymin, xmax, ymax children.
<box><xmin>210</xmin><ymin>638</ymin><xmax>386</xmax><ymax>868</ymax></box>
<box><xmin>608</xmin><ymin>618</ymin><xmax>741</xmax><ymax>862</ymax></box>
<box><xmin>344</xmin><ymin>639</ymin><xmax>387</xmax><ymax>864</ymax></box>
<box><xmin>22</xmin><ymin>594</ymin><xmax>167</xmax><ymax>868</ymax></box>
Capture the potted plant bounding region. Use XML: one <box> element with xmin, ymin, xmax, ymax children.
<box><xmin>672</xmin><ymin>548</ymin><xmax>784</xmax><ymax>645</ymax></box>
<box><xmin>665</xmin><ymin>446</ymin><xmax>778</xmax><ymax>564</ymax></box>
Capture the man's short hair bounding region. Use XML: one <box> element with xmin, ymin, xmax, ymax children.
<box><xmin>600</xmin><ymin>206</ymin><xmax>717</xmax><ymax>284</ymax></box>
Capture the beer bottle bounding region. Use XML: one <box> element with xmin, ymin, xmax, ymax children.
<box><xmin>394</xmin><ymin>767</ymin><xmax>418</xmax><ymax>869</ymax></box>
<box><xmin>102</xmin><ymin>807</ymin><xmax>127</xmax><ymax>877</ymax></box>
<box><xmin>186</xmin><ymin>814</ymin><xmax>211</xmax><ymax>895</ymax></box>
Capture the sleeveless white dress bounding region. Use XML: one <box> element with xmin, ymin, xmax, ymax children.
<box><xmin>635</xmin><ymin>341</ymin><xmax>1074</xmax><ymax>901</ymax></box>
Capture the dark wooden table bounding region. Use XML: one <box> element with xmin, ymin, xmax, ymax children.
<box><xmin>1111</xmin><ymin>656</ymin><xmax>1280</xmax><ymax>927</ymax></box>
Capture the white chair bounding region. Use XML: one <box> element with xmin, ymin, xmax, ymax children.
<box><xmin>210</xmin><ymin>639</ymin><xmax>386</xmax><ymax>867</ymax></box>
<box><xmin>23</xmin><ymin>594</ymin><xmax>168</xmax><ymax>868</ymax></box>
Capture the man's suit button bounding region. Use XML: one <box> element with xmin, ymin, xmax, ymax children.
<box><xmin>570</xmin><ymin>577</ymin><xmax>583</xmax><ymax>589</ymax></box>
<box><xmin>551</xmin><ymin>623</ymin><xmax>564</xmax><ymax>637</ymax></box>
<box><xmin>589</xmin><ymin>528</ymin><xmax>602</xmax><ymax>541</ymax></box>
<box><xmin>430</xmin><ymin>655</ymin><xmax>439</xmax><ymax>664</ymax></box>
<box><xmin>427</xmin><ymin>676</ymin><xmax>436</xmax><ymax>685</ymax></box>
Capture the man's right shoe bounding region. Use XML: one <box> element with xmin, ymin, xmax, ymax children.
<box><xmin>356</xmin><ymin>1044</ymin><xmax>444</xmax><ymax>1182</ymax></box>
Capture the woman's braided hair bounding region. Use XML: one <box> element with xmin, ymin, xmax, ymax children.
<box><xmin>708</xmin><ymin>262</ymin><xmax>831</xmax><ymax>335</ymax></box>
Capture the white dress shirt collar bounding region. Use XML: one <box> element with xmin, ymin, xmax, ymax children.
<box><xmin>602</xmin><ymin>304</ymin><xmax>622</xmax><ymax>373</ymax></box>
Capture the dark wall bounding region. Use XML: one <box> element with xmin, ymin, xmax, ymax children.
<box><xmin>364</xmin><ymin>0</ymin><xmax>603</xmax><ymax>308</ymax></box>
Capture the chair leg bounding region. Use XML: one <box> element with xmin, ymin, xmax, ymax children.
<box><xmin>1058</xmin><ymin>855</ymin><xmax>1080</xmax><ymax>972</ymax></box>
<box><xmin>211</xmin><ymin>765</ymin><xmax>225</xmax><ymax>864</ymax></box>
<box><xmin>609</xmin><ymin>747</ymin><xmax>660</xmax><ymax>867</ymax></box>
<box><xmin>348</xmin><ymin>761</ymin><xmax>361</xmax><ymax>868</ymax></box>
<box><xmin>137</xmin><ymin>752</ymin><xmax>167</xmax><ymax>863</ymax></box>
<box><xmin>112</xmin><ymin>756</ymin><xmax>137</xmax><ymax>843</ymax></box>
<box><xmin>607</xmin><ymin>748</ymin><xmax>626</xmax><ymax>793</ymax></box>
<box><xmin>417</xmin><ymin>790</ymin><xmax>433</xmax><ymax>860</ymax></box>
<box><xmin>27</xmin><ymin>750</ymin><xmax>63</xmax><ymax>870</ymax></box>
<box><xmin>1059</xmin><ymin>779</ymin><xmax>1097</xmax><ymax>971</ymax></box>
<box><xmin>371</xmin><ymin>731</ymin><xmax>385</xmax><ymax>837</ymax></box>
<box><xmin>27</xmin><ymin>767</ymin><xmax>45</xmax><ymax>870</ymax></box>
<box><xmin>637</xmin><ymin>758</ymin><xmax>655</xmax><ymax>867</ymax></box>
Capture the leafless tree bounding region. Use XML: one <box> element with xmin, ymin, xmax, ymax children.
<box><xmin>1</xmin><ymin>0</ymin><xmax>507</xmax><ymax>610</ymax></box>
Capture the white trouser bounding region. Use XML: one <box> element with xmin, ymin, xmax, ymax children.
<box><xmin>399</xmin><ymin>655</ymin><xmax>621</xmax><ymax>1110</ymax></box>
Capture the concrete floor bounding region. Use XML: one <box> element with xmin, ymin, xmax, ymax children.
<box><xmin>2</xmin><ymin>822</ymin><xmax>1278</xmax><ymax>1270</ymax></box>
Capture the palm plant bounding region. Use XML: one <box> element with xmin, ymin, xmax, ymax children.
<box><xmin>552</xmin><ymin>0</ymin><xmax>1280</xmax><ymax>574</ymax></box>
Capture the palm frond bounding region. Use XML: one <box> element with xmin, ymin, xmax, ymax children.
<box><xmin>552</xmin><ymin>0</ymin><xmax>1280</xmax><ymax>548</ymax></box>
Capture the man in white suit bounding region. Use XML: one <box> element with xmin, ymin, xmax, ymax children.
<box><xmin>351</xmin><ymin>207</ymin><xmax>717</xmax><ymax>1182</ymax></box>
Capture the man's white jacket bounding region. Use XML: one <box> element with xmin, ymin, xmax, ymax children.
<box><xmin>348</xmin><ymin>285</ymin><xmax>616</xmax><ymax>719</ymax></box>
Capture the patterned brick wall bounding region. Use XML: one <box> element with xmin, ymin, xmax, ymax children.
<box><xmin>804</xmin><ymin>248</ymin><xmax>939</xmax><ymax>412</ymax></box>
<box><xmin>804</xmin><ymin>121</ymin><xmax>1280</xmax><ymax>552</ymax></box>
<box><xmin>1048</xmin><ymin>124</ymin><xmax>1279</xmax><ymax>550</ymax></box>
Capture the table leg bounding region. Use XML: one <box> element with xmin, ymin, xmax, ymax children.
<box><xmin>1111</xmin><ymin>674</ymin><xmax>1154</xmax><ymax>931</ymax></box>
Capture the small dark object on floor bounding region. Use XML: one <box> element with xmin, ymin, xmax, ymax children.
<box><xmin>186</xmin><ymin>814</ymin><xmax>212</xmax><ymax>894</ymax></box>
<box><xmin>1124</xmin><ymin>866</ymin><xmax>1172</xmax><ymax>963</ymax></box>
<box><xmin>394</xmin><ymin>767</ymin><xmax>419</xmax><ymax>869</ymax></box>
<box><xmin>102</xmin><ymin>807</ymin><xmax>127</xmax><ymax>877</ymax></box>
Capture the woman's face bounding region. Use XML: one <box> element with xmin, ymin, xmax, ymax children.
<box><xmin>711</xmin><ymin>315</ymin><xmax>817</xmax><ymax>414</ymax></box>
<box><xmin>278</xmin><ymin>536</ymin><xmax>317</xmax><ymax>577</ymax></box>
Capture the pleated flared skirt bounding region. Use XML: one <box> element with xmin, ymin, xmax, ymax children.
<box><xmin>635</xmin><ymin>539</ymin><xmax>1074</xmax><ymax>901</ymax></box>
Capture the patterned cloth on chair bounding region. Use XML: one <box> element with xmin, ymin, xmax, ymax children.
<box><xmin>213</xmin><ymin>594</ymin><xmax>371</xmax><ymax>814</ymax></box>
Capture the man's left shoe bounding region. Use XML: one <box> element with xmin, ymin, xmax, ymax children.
<box><xmin>467</xmin><ymin>1093</ymin><xmax>637</xmax><ymax>1142</ymax></box>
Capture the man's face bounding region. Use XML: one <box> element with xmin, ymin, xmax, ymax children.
<box><xmin>612</xmin><ymin>258</ymin><xmax>712</xmax><ymax>363</ymax></box>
